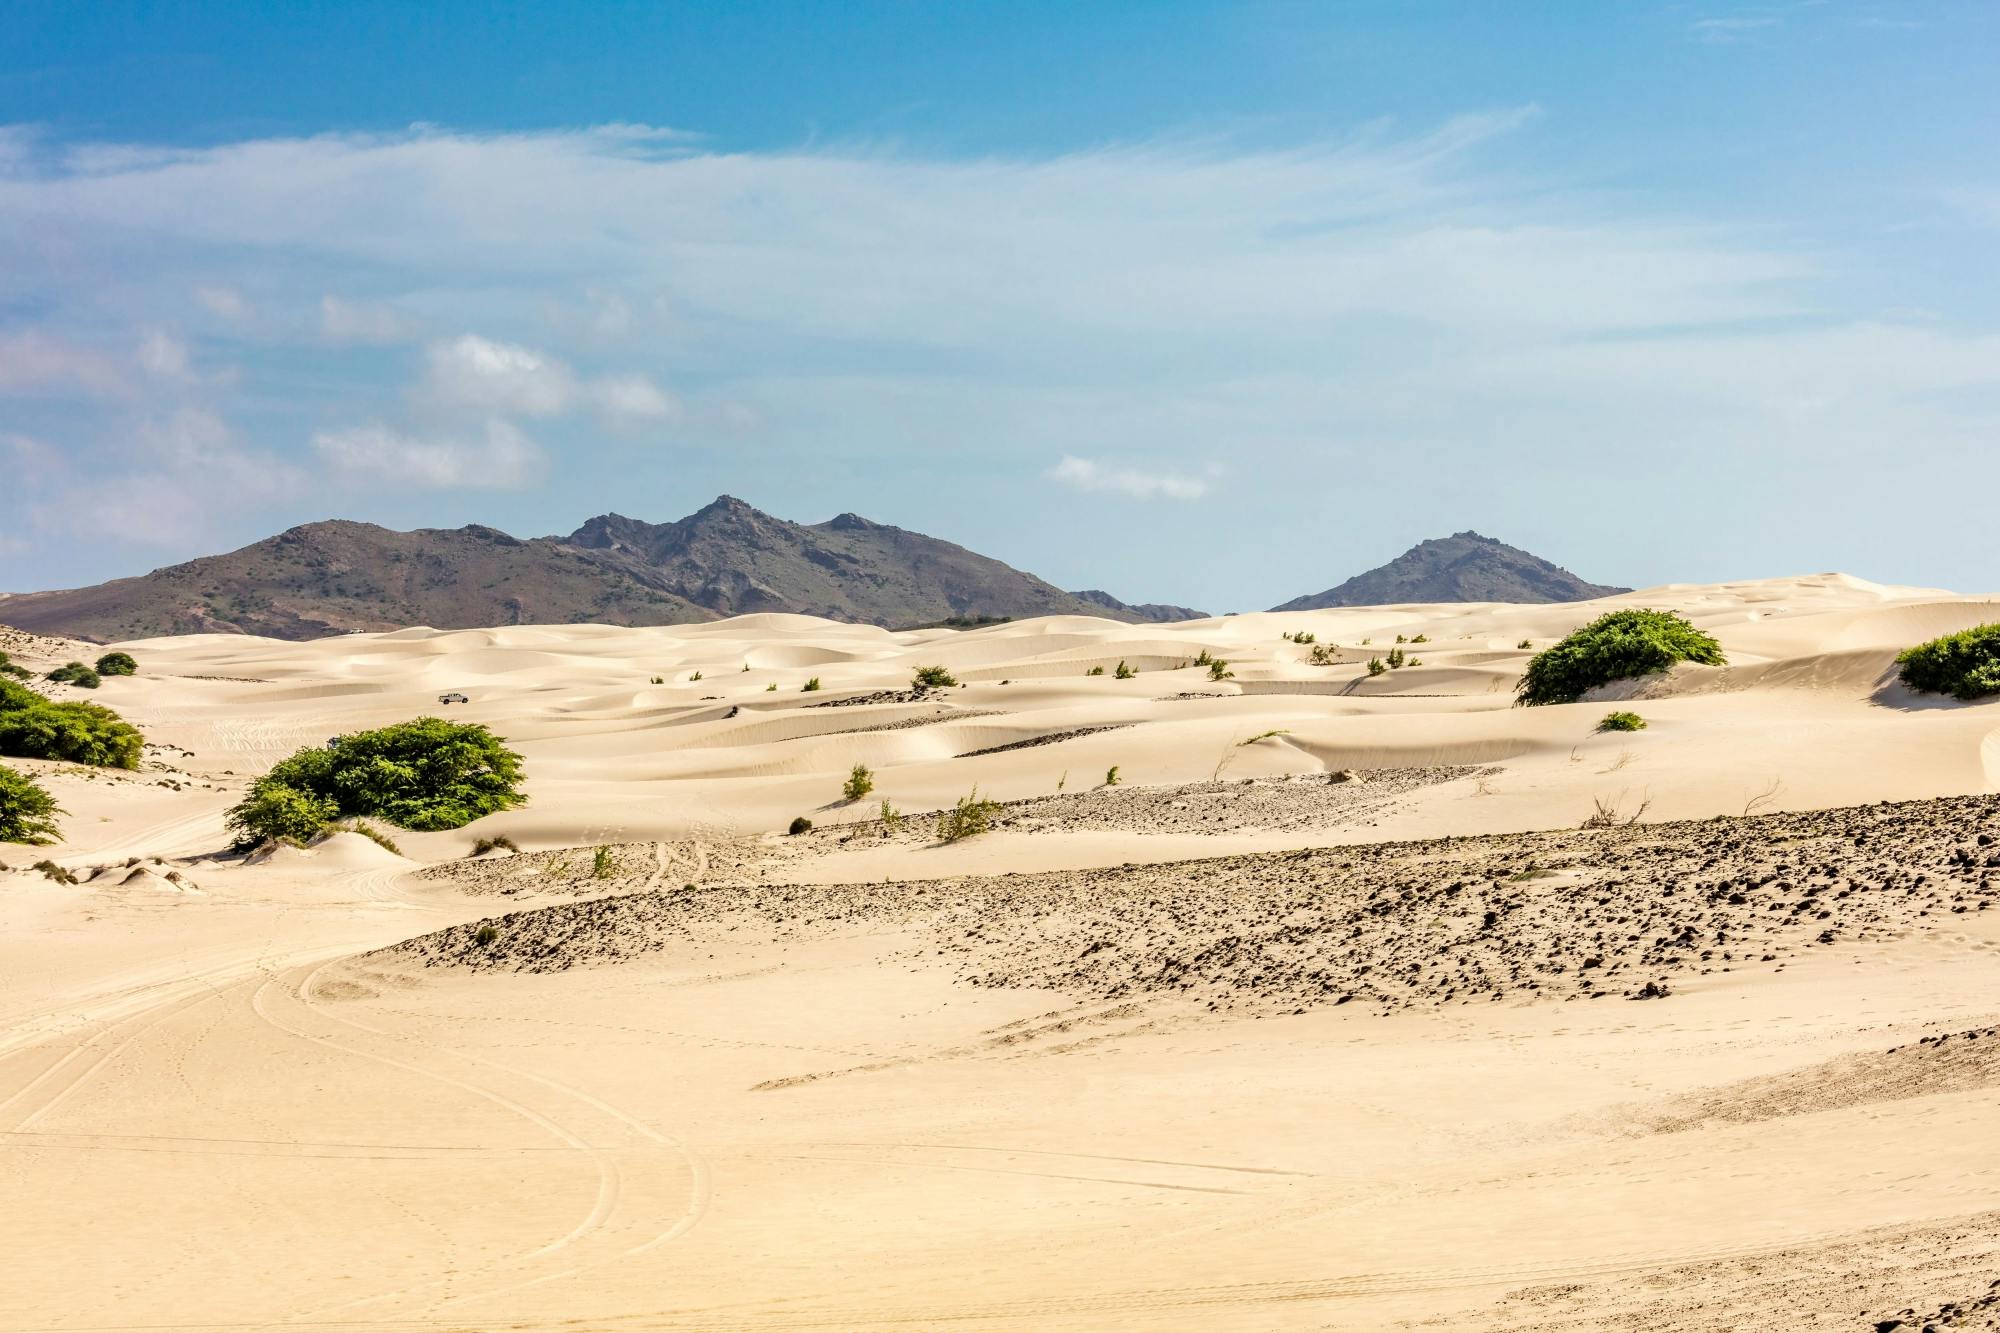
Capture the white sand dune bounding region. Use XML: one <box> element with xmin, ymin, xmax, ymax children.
<box><xmin>4</xmin><ymin>572</ymin><xmax>2000</xmax><ymax>1330</ymax></box>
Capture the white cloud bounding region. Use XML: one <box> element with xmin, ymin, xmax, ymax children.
<box><xmin>1049</xmin><ymin>455</ymin><xmax>1210</xmax><ymax>501</ymax></box>
<box><xmin>420</xmin><ymin>333</ymin><xmax>575</xmax><ymax>416</ymax></box>
<box><xmin>0</xmin><ymin>330</ymin><xmax>126</xmax><ymax>396</ymax></box>
<box><xmin>320</xmin><ymin>294</ymin><xmax>422</xmax><ymax>345</ymax></box>
<box><xmin>138</xmin><ymin>329</ymin><xmax>191</xmax><ymax>379</ymax></box>
<box><xmin>313</xmin><ymin>417</ymin><xmax>544</xmax><ymax>488</ymax></box>
<box><xmin>194</xmin><ymin>285</ymin><xmax>252</xmax><ymax>322</ymax></box>
<box><xmin>588</xmin><ymin>372</ymin><xmax>683</xmax><ymax>430</ymax></box>
<box><xmin>1690</xmin><ymin>16</ymin><xmax>1780</xmax><ymax>44</ymax></box>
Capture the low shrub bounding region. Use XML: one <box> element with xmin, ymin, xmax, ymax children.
<box><xmin>1597</xmin><ymin>711</ymin><xmax>1647</xmax><ymax>733</ymax></box>
<box><xmin>1104</xmin><ymin>765</ymin><xmax>1121</xmax><ymax>786</ymax></box>
<box><xmin>592</xmin><ymin>845</ymin><xmax>616</xmax><ymax>878</ymax></box>
<box><xmin>1193</xmin><ymin>649</ymin><xmax>1215</xmax><ymax>667</ymax></box>
<box><xmin>337</xmin><ymin>820</ymin><xmax>402</xmax><ymax>854</ymax></box>
<box><xmin>788</xmin><ymin>815</ymin><xmax>813</xmax><ymax>835</ymax></box>
<box><xmin>1896</xmin><ymin>623</ymin><xmax>2000</xmax><ymax>701</ymax></box>
<box><xmin>0</xmin><ymin>679</ymin><xmax>145</xmax><ymax>769</ymax></box>
<box><xmin>1207</xmin><ymin>659</ymin><xmax>1234</xmax><ymax>681</ymax></box>
<box><xmin>1386</xmin><ymin>647</ymin><xmax>1407</xmax><ymax>669</ymax></box>
<box><xmin>94</xmin><ymin>652</ymin><xmax>138</xmax><ymax>677</ymax></box>
<box><xmin>912</xmin><ymin>664</ymin><xmax>958</xmax><ymax>689</ymax></box>
<box><xmin>1086</xmin><ymin>665</ymin><xmax>1105</xmax><ymax>676</ymax></box>
<box><xmin>649</xmin><ymin>676</ymin><xmax>664</xmax><ymax>685</ymax></box>
<box><xmin>34</xmin><ymin>859</ymin><xmax>78</xmax><ymax>884</ymax></box>
<box><xmin>45</xmin><ymin>662</ymin><xmax>100</xmax><ymax>689</ymax></box>
<box><xmin>0</xmin><ymin>652</ymin><xmax>31</xmax><ymax>681</ymax></box>
<box><xmin>471</xmin><ymin>834</ymin><xmax>521</xmax><ymax>856</ymax></box>
<box><xmin>1114</xmin><ymin>660</ymin><xmax>1137</xmax><ymax>679</ymax></box>
<box><xmin>766</xmin><ymin>681</ymin><xmax>778</xmax><ymax>691</ymax></box>
<box><xmin>1517</xmin><ymin>639</ymin><xmax>1533</xmax><ymax>650</ymax></box>
<box><xmin>1367</xmin><ymin>657</ymin><xmax>1386</xmax><ymax>677</ymax></box>
<box><xmin>226</xmin><ymin>717</ymin><xmax>525</xmax><ymax>847</ymax></box>
<box><xmin>1517</xmin><ymin>609</ymin><xmax>1725</xmax><ymax>706</ymax></box>
<box><xmin>801</xmin><ymin>677</ymin><xmax>821</xmax><ymax>692</ymax></box>
<box><xmin>473</xmin><ymin>924</ymin><xmax>499</xmax><ymax>947</ymax></box>
<box><xmin>0</xmin><ymin>764</ymin><xmax>63</xmax><ymax>844</ymax></box>
<box><xmin>1308</xmin><ymin>644</ymin><xmax>1337</xmax><ymax>665</ymax></box>
<box><xmin>936</xmin><ymin>788</ymin><xmax>1002</xmax><ymax>843</ymax></box>
<box><xmin>1411</xmin><ymin>633</ymin><xmax>1429</xmax><ymax>644</ymax></box>
<box><xmin>878</xmin><ymin>799</ymin><xmax>903</xmax><ymax>835</ymax></box>
<box><xmin>842</xmin><ymin>762</ymin><xmax>875</xmax><ymax>801</ymax></box>
<box><xmin>689</xmin><ymin>670</ymin><xmax>703</xmax><ymax>682</ymax></box>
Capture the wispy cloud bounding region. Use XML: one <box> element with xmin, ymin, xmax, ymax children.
<box><xmin>1050</xmin><ymin>456</ymin><xmax>1211</xmax><ymax>501</ymax></box>
<box><xmin>1689</xmin><ymin>16</ymin><xmax>1780</xmax><ymax>44</ymax></box>
<box><xmin>313</xmin><ymin>418</ymin><xmax>544</xmax><ymax>489</ymax></box>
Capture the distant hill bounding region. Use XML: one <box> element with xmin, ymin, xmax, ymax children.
<box><xmin>1068</xmin><ymin>589</ymin><xmax>1209</xmax><ymax>623</ymax></box>
<box><xmin>1271</xmin><ymin>531</ymin><xmax>1627</xmax><ymax>611</ymax></box>
<box><xmin>0</xmin><ymin>496</ymin><xmax>1195</xmax><ymax>641</ymax></box>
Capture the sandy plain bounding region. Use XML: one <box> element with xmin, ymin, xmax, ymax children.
<box><xmin>4</xmin><ymin>573</ymin><xmax>2000</xmax><ymax>1331</ymax></box>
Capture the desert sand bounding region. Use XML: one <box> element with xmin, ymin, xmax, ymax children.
<box><xmin>5</xmin><ymin>573</ymin><xmax>2000</xmax><ymax>1331</ymax></box>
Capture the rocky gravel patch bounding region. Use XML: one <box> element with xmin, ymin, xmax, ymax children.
<box><xmin>395</xmin><ymin>793</ymin><xmax>2000</xmax><ymax>1017</ymax></box>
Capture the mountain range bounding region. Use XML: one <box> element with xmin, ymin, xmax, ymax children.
<box><xmin>0</xmin><ymin>502</ymin><xmax>1622</xmax><ymax>642</ymax></box>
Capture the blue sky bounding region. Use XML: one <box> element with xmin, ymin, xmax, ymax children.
<box><xmin>3</xmin><ymin>1</ymin><xmax>1996</xmax><ymax>609</ymax></box>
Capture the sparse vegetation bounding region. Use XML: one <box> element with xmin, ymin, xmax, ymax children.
<box><xmin>878</xmin><ymin>799</ymin><xmax>903</xmax><ymax>834</ymax></box>
<box><xmin>34</xmin><ymin>859</ymin><xmax>77</xmax><ymax>884</ymax></box>
<box><xmin>1292</xmin><ymin>630</ymin><xmax>1316</xmax><ymax>644</ymax></box>
<box><xmin>1193</xmin><ymin>649</ymin><xmax>1215</xmax><ymax>667</ymax></box>
<box><xmin>0</xmin><ymin>679</ymin><xmax>146</xmax><ymax>769</ymax></box>
<box><xmin>649</xmin><ymin>676</ymin><xmax>664</xmax><ymax>685</ymax></box>
<box><xmin>842</xmin><ymin>762</ymin><xmax>875</xmax><ymax>801</ymax></box>
<box><xmin>1308</xmin><ymin>643</ymin><xmax>1338</xmax><ymax>665</ymax></box>
<box><xmin>473</xmin><ymin>924</ymin><xmax>499</xmax><ymax>947</ymax></box>
<box><xmin>1581</xmin><ymin>791</ymin><xmax>1652</xmax><ymax>829</ymax></box>
<box><xmin>470</xmin><ymin>834</ymin><xmax>521</xmax><ymax>856</ymax></box>
<box><xmin>591</xmin><ymin>844</ymin><xmax>616</xmax><ymax>878</ymax></box>
<box><xmin>1207</xmin><ymin>659</ymin><xmax>1234</xmax><ymax>681</ymax></box>
<box><xmin>912</xmin><ymin>664</ymin><xmax>958</xmax><ymax>689</ymax></box>
<box><xmin>1114</xmin><ymin>660</ymin><xmax>1137</xmax><ymax>679</ymax></box>
<box><xmin>1597</xmin><ymin>710</ymin><xmax>1647</xmax><ymax>733</ymax></box>
<box><xmin>1240</xmin><ymin>729</ymin><xmax>1290</xmax><ymax>745</ymax></box>
<box><xmin>936</xmin><ymin>788</ymin><xmax>1003</xmax><ymax>843</ymax></box>
<box><xmin>1516</xmin><ymin>609</ymin><xmax>1725</xmax><ymax>706</ymax></box>
<box><xmin>1895</xmin><ymin>623</ymin><xmax>2000</xmax><ymax>701</ymax></box>
<box><xmin>0</xmin><ymin>652</ymin><xmax>31</xmax><ymax>681</ymax></box>
<box><xmin>1518</xmin><ymin>639</ymin><xmax>1533</xmax><ymax>650</ymax></box>
<box><xmin>1367</xmin><ymin>657</ymin><xmax>1387</xmax><ymax>677</ymax></box>
<box><xmin>0</xmin><ymin>765</ymin><xmax>63</xmax><ymax>844</ymax></box>
<box><xmin>1395</xmin><ymin>634</ymin><xmax>1408</xmax><ymax>644</ymax></box>
<box><xmin>801</xmin><ymin>677</ymin><xmax>821</xmax><ymax>692</ymax></box>
<box><xmin>45</xmin><ymin>662</ymin><xmax>100</xmax><ymax>689</ymax></box>
<box><xmin>1104</xmin><ymin>765</ymin><xmax>1121</xmax><ymax>786</ymax></box>
<box><xmin>225</xmin><ymin>717</ymin><xmax>525</xmax><ymax>847</ymax></box>
<box><xmin>1410</xmin><ymin>633</ymin><xmax>1429</xmax><ymax>644</ymax></box>
<box><xmin>1086</xmin><ymin>665</ymin><xmax>1105</xmax><ymax>676</ymax></box>
<box><xmin>1743</xmin><ymin>776</ymin><xmax>1785</xmax><ymax>817</ymax></box>
<box><xmin>788</xmin><ymin>815</ymin><xmax>813</xmax><ymax>835</ymax></box>
<box><xmin>337</xmin><ymin>820</ymin><xmax>402</xmax><ymax>855</ymax></box>
<box><xmin>689</xmin><ymin>670</ymin><xmax>703</xmax><ymax>682</ymax></box>
<box><xmin>767</xmin><ymin>681</ymin><xmax>778</xmax><ymax>691</ymax></box>
<box><xmin>94</xmin><ymin>652</ymin><xmax>138</xmax><ymax>677</ymax></box>
<box><xmin>1386</xmin><ymin>647</ymin><xmax>1407</xmax><ymax>669</ymax></box>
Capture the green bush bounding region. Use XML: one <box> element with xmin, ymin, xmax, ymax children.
<box><xmin>788</xmin><ymin>815</ymin><xmax>813</xmax><ymax>835</ymax></box>
<box><xmin>936</xmin><ymin>788</ymin><xmax>1002</xmax><ymax>843</ymax></box>
<box><xmin>879</xmin><ymin>798</ymin><xmax>903</xmax><ymax>834</ymax></box>
<box><xmin>1086</xmin><ymin>665</ymin><xmax>1105</xmax><ymax>676</ymax></box>
<box><xmin>1896</xmin><ymin>623</ymin><xmax>2000</xmax><ymax>701</ymax></box>
<box><xmin>0</xmin><ymin>652</ymin><xmax>31</xmax><ymax>681</ymax></box>
<box><xmin>94</xmin><ymin>652</ymin><xmax>138</xmax><ymax>677</ymax></box>
<box><xmin>1207</xmin><ymin>659</ymin><xmax>1234</xmax><ymax>681</ymax></box>
<box><xmin>592</xmin><ymin>845</ymin><xmax>617</xmax><ymax>878</ymax></box>
<box><xmin>802</xmin><ymin>677</ymin><xmax>821</xmax><ymax>692</ymax></box>
<box><xmin>842</xmin><ymin>762</ymin><xmax>875</xmax><ymax>801</ymax></box>
<box><xmin>1386</xmin><ymin>647</ymin><xmax>1406</xmax><ymax>669</ymax></box>
<box><xmin>912</xmin><ymin>664</ymin><xmax>958</xmax><ymax>689</ymax></box>
<box><xmin>1516</xmin><ymin>609</ymin><xmax>1725</xmax><ymax>706</ymax></box>
<box><xmin>1193</xmin><ymin>649</ymin><xmax>1215</xmax><ymax>666</ymax></box>
<box><xmin>226</xmin><ymin>717</ymin><xmax>525</xmax><ymax>846</ymax></box>
<box><xmin>1114</xmin><ymin>660</ymin><xmax>1136</xmax><ymax>679</ymax></box>
<box><xmin>1104</xmin><ymin>765</ymin><xmax>1121</xmax><ymax>786</ymax></box>
<box><xmin>45</xmin><ymin>662</ymin><xmax>100</xmax><ymax>689</ymax></box>
<box><xmin>228</xmin><ymin>783</ymin><xmax>339</xmax><ymax>845</ymax></box>
<box><xmin>0</xmin><ymin>764</ymin><xmax>63</xmax><ymax>844</ymax></box>
<box><xmin>1367</xmin><ymin>657</ymin><xmax>1386</xmax><ymax>677</ymax></box>
<box><xmin>0</xmin><ymin>679</ymin><xmax>145</xmax><ymax>769</ymax></box>
<box><xmin>1597</xmin><ymin>710</ymin><xmax>1647</xmax><ymax>733</ymax></box>
<box><xmin>473</xmin><ymin>924</ymin><xmax>499</xmax><ymax>947</ymax></box>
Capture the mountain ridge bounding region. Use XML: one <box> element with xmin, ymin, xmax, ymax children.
<box><xmin>0</xmin><ymin>498</ymin><xmax>1208</xmax><ymax>642</ymax></box>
